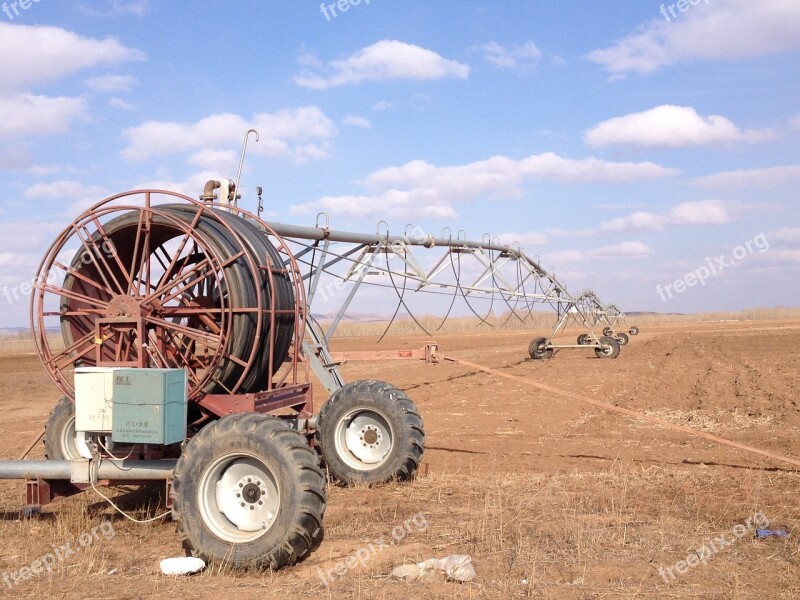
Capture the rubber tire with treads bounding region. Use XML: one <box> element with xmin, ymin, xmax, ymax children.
<box><xmin>44</xmin><ymin>396</ymin><xmax>79</xmax><ymax>460</ymax></box>
<box><xmin>577</xmin><ymin>334</ymin><xmax>591</xmax><ymax>345</ymax></box>
<box><xmin>595</xmin><ymin>336</ymin><xmax>621</xmax><ymax>359</ymax></box>
<box><xmin>615</xmin><ymin>332</ymin><xmax>630</xmax><ymax>346</ymax></box>
<box><xmin>529</xmin><ymin>337</ymin><xmax>553</xmax><ymax>359</ymax></box>
<box><xmin>629</xmin><ymin>326</ymin><xmax>640</xmax><ymax>336</ymax></box>
<box><xmin>171</xmin><ymin>413</ymin><xmax>326</xmax><ymax>569</ymax></box>
<box><xmin>603</xmin><ymin>327</ymin><xmax>613</xmax><ymax>337</ymax></box>
<box><xmin>317</xmin><ymin>380</ymin><xmax>424</xmax><ymax>485</ymax></box>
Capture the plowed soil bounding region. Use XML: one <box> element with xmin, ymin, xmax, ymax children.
<box><xmin>1</xmin><ymin>320</ymin><xmax>799</xmax><ymax>599</ymax></box>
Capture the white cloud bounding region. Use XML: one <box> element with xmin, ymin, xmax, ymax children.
<box><xmin>291</xmin><ymin>152</ymin><xmax>678</xmax><ymax>220</ymax></box>
<box><xmin>545</xmin><ymin>241</ymin><xmax>654</xmax><ymax>264</ymax></box>
<box><xmin>771</xmin><ymin>227</ymin><xmax>800</xmax><ymax>243</ymax></box>
<box><xmin>294</xmin><ymin>40</ymin><xmax>469</xmax><ymax>89</ymax></box>
<box><xmin>497</xmin><ymin>231</ymin><xmax>549</xmax><ymax>247</ymax></box>
<box><xmin>108</xmin><ymin>97</ymin><xmax>134</xmax><ymax>110</ymax></box>
<box><xmin>79</xmin><ymin>1</ymin><xmax>150</xmax><ymax>17</ymax></box>
<box><xmin>0</xmin><ymin>94</ymin><xmax>87</xmax><ymax>139</ymax></box>
<box><xmin>86</xmin><ymin>74</ymin><xmax>136</xmax><ymax>93</ymax></box>
<box><xmin>372</xmin><ymin>100</ymin><xmax>394</xmax><ymax>111</ymax></box>
<box><xmin>694</xmin><ymin>165</ymin><xmax>800</xmax><ymax>188</ymax></box>
<box><xmin>586</xmin><ymin>0</ymin><xmax>800</xmax><ymax>76</ymax></box>
<box><xmin>479</xmin><ymin>41</ymin><xmax>542</xmax><ymax>69</ymax></box>
<box><xmin>0</xmin><ymin>23</ymin><xmax>144</xmax><ymax>91</ymax></box>
<box><xmin>343</xmin><ymin>115</ymin><xmax>372</xmax><ymax>129</ymax></box>
<box><xmin>585</xmin><ymin>105</ymin><xmax>775</xmax><ymax>148</ymax></box>
<box><xmin>187</xmin><ymin>149</ymin><xmax>238</xmax><ymax>172</ymax></box>
<box><xmin>121</xmin><ymin>107</ymin><xmax>338</xmax><ymax>162</ymax></box>
<box><xmin>24</xmin><ymin>179</ymin><xmax>108</xmax><ymax>202</ymax></box>
<box><xmin>133</xmin><ymin>171</ymin><xmax>256</xmax><ymax>201</ymax></box>
<box><xmin>596</xmin><ymin>200</ymin><xmax>740</xmax><ymax>234</ymax></box>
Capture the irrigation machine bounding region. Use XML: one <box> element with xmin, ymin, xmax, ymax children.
<box><xmin>0</xmin><ymin>141</ymin><xmax>633</xmax><ymax>569</ymax></box>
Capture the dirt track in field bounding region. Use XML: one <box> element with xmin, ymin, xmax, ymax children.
<box><xmin>1</xmin><ymin>320</ymin><xmax>799</xmax><ymax>599</ymax></box>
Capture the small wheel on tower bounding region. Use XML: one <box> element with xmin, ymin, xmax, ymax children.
<box><xmin>529</xmin><ymin>337</ymin><xmax>554</xmax><ymax>360</ymax></box>
<box><xmin>595</xmin><ymin>336</ymin><xmax>621</xmax><ymax>359</ymax></box>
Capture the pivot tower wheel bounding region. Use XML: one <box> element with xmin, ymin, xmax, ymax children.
<box><xmin>171</xmin><ymin>414</ymin><xmax>326</xmax><ymax>569</ymax></box>
<box><xmin>577</xmin><ymin>333</ymin><xmax>591</xmax><ymax>345</ymax></box>
<box><xmin>316</xmin><ymin>380</ymin><xmax>425</xmax><ymax>485</ymax></box>
<box><xmin>615</xmin><ymin>332</ymin><xmax>630</xmax><ymax>346</ymax></box>
<box><xmin>629</xmin><ymin>326</ymin><xmax>640</xmax><ymax>336</ymax></box>
<box><xmin>595</xmin><ymin>336</ymin><xmax>621</xmax><ymax>359</ymax></box>
<box><xmin>602</xmin><ymin>327</ymin><xmax>614</xmax><ymax>337</ymax></box>
<box><xmin>529</xmin><ymin>337</ymin><xmax>553</xmax><ymax>360</ymax></box>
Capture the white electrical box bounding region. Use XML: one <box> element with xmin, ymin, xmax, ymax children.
<box><xmin>74</xmin><ymin>367</ymin><xmax>116</xmax><ymax>433</ymax></box>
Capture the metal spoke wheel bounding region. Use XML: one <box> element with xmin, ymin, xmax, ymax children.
<box><xmin>595</xmin><ymin>336</ymin><xmax>621</xmax><ymax>359</ymax></box>
<box><xmin>30</xmin><ymin>190</ymin><xmax>302</xmax><ymax>404</ymax></box>
<box><xmin>172</xmin><ymin>414</ymin><xmax>326</xmax><ymax>569</ymax></box>
<box><xmin>529</xmin><ymin>337</ymin><xmax>553</xmax><ymax>359</ymax></box>
<box><xmin>317</xmin><ymin>381</ymin><xmax>424</xmax><ymax>485</ymax></box>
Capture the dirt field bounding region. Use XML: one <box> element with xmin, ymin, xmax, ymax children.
<box><xmin>1</xmin><ymin>320</ymin><xmax>799</xmax><ymax>599</ymax></box>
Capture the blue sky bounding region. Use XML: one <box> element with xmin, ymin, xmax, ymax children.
<box><xmin>0</xmin><ymin>0</ymin><xmax>798</xmax><ymax>327</ymax></box>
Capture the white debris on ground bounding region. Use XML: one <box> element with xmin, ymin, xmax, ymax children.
<box><xmin>159</xmin><ymin>557</ymin><xmax>207</xmax><ymax>576</ymax></box>
<box><xmin>390</xmin><ymin>554</ymin><xmax>476</xmax><ymax>583</ymax></box>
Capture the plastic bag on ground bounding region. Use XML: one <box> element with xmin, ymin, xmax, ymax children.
<box><xmin>160</xmin><ymin>557</ymin><xmax>206</xmax><ymax>575</ymax></box>
<box><xmin>390</xmin><ymin>554</ymin><xmax>476</xmax><ymax>583</ymax></box>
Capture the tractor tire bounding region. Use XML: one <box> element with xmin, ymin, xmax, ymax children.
<box><xmin>615</xmin><ymin>332</ymin><xmax>630</xmax><ymax>346</ymax></box>
<box><xmin>602</xmin><ymin>327</ymin><xmax>613</xmax><ymax>337</ymax></box>
<box><xmin>529</xmin><ymin>337</ymin><xmax>553</xmax><ymax>360</ymax></box>
<box><xmin>577</xmin><ymin>334</ymin><xmax>591</xmax><ymax>345</ymax></box>
<box><xmin>44</xmin><ymin>397</ymin><xmax>81</xmax><ymax>460</ymax></box>
<box><xmin>316</xmin><ymin>380</ymin><xmax>424</xmax><ymax>485</ymax></box>
<box><xmin>171</xmin><ymin>413</ymin><xmax>326</xmax><ymax>569</ymax></box>
<box><xmin>629</xmin><ymin>326</ymin><xmax>640</xmax><ymax>336</ymax></box>
<box><xmin>595</xmin><ymin>336</ymin><xmax>621</xmax><ymax>359</ymax></box>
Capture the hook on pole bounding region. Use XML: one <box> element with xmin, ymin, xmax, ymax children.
<box><xmin>235</xmin><ymin>129</ymin><xmax>259</xmax><ymax>206</ymax></box>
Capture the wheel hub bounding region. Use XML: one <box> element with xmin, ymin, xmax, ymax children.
<box><xmin>342</xmin><ymin>414</ymin><xmax>391</xmax><ymax>465</ymax></box>
<box><xmin>213</xmin><ymin>459</ymin><xmax>279</xmax><ymax>533</ymax></box>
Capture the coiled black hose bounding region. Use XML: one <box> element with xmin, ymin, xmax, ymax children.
<box><xmin>59</xmin><ymin>204</ymin><xmax>295</xmax><ymax>398</ymax></box>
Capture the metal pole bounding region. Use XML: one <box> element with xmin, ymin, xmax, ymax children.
<box><xmin>0</xmin><ymin>459</ymin><xmax>177</xmax><ymax>481</ymax></box>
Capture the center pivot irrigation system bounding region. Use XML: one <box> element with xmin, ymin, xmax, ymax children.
<box><xmin>0</xmin><ymin>138</ymin><xmax>638</xmax><ymax>569</ymax></box>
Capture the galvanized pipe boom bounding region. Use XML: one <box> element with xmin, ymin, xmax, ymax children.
<box><xmin>0</xmin><ymin>459</ymin><xmax>177</xmax><ymax>481</ymax></box>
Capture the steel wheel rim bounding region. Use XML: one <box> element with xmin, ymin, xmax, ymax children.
<box><xmin>59</xmin><ymin>415</ymin><xmax>78</xmax><ymax>459</ymax></box>
<box><xmin>334</xmin><ymin>408</ymin><xmax>393</xmax><ymax>471</ymax></box>
<box><xmin>199</xmin><ymin>452</ymin><xmax>281</xmax><ymax>543</ymax></box>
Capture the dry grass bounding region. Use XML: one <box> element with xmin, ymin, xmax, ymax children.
<box><xmin>2</xmin><ymin>466</ymin><xmax>799</xmax><ymax>599</ymax></box>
